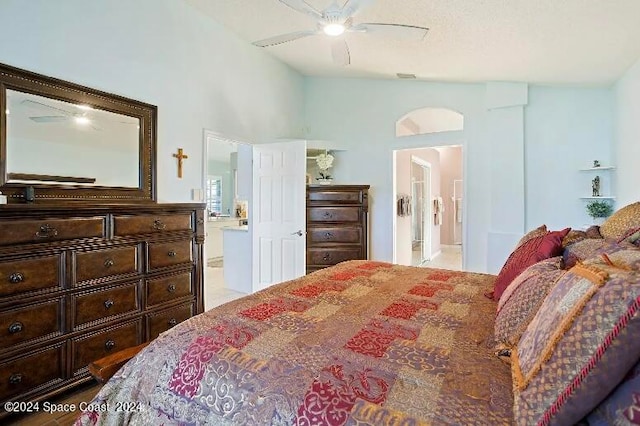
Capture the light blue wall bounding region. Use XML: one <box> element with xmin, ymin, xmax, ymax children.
<box><xmin>525</xmin><ymin>86</ymin><xmax>614</xmax><ymax>229</ymax></box>
<box><xmin>304</xmin><ymin>77</ymin><xmax>615</xmax><ymax>272</ymax></box>
<box><xmin>0</xmin><ymin>0</ymin><xmax>306</xmax><ymax>202</ymax></box>
<box><xmin>208</xmin><ymin>160</ymin><xmax>233</xmax><ymax>215</ymax></box>
<box><xmin>615</xmin><ymin>56</ymin><xmax>640</xmax><ymax>207</ymax></box>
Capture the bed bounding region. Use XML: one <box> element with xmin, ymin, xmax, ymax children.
<box><xmin>75</xmin><ymin>260</ymin><xmax>513</xmax><ymax>425</ymax></box>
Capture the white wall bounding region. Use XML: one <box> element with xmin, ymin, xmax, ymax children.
<box><xmin>0</xmin><ymin>0</ymin><xmax>305</xmax><ymax>202</ymax></box>
<box><xmin>525</xmin><ymin>86</ymin><xmax>614</xmax><ymax>228</ymax></box>
<box><xmin>615</xmin><ymin>56</ymin><xmax>640</xmax><ymax>207</ymax></box>
<box><xmin>439</xmin><ymin>146</ymin><xmax>463</xmax><ymax>245</ymax></box>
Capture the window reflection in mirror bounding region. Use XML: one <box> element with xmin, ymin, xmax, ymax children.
<box><xmin>5</xmin><ymin>89</ymin><xmax>140</xmax><ymax>187</ymax></box>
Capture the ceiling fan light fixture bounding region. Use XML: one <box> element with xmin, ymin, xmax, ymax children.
<box><xmin>323</xmin><ymin>23</ymin><xmax>345</xmax><ymax>36</ymax></box>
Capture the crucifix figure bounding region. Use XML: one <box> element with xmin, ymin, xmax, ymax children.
<box><xmin>173</xmin><ymin>148</ymin><xmax>189</xmax><ymax>178</ymax></box>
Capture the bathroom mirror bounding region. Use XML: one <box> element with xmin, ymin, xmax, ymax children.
<box><xmin>0</xmin><ymin>62</ymin><xmax>156</xmax><ymax>203</ymax></box>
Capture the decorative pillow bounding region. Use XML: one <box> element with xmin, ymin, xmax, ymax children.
<box><xmin>497</xmin><ymin>256</ymin><xmax>563</xmax><ymax>313</ymax></box>
<box><xmin>495</xmin><ymin>265</ymin><xmax>564</xmax><ymax>349</ymax></box>
<box><xmin>584</xmin><ymin>244</ymin><xmax>640</xmax><ymax>271</ymax></box>
<box><xmin>490</xmin><ymin>228</ymin><xmax>570</xmax><ymax>301</ymax></box>
<box><xmin>562</xmin><ymin>229</ymin><xmax>587</xmax><ymax>248</ymax></box>
<box><xmin>517</xmin><ymin>224</ymin><xmax>548</xmax><ymax>248</ymax></box>
<box><xmin>562</xmin><ymin>238</ymin><xmax>635</xmax><ymax>269</ymax></box>
<box><xmin>585</xmin><ymin>225</ymin><xmax>603</xmax><ymax>239</ymax></box>
<box><xmin>587</xmin><ymin>360</ymin><xmax>640</xmax><ymax>425</ymax></box>
<box><xmin>512</xmin><ymin>262</ymin><xmax>640</xmax><ymax>425</ymax></box>
<box><xmin>600</xmin><ymin>202</ymin><xmax>640</xmax><ymax>240</ymax></box>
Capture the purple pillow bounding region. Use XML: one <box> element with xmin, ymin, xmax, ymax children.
<box><xmin>587</xmin><ymin>360</ymin><xmax>640</xmax><ymax>425</ymax></box>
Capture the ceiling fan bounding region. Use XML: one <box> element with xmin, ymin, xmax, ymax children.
<box><xmin>20</xmin><ymin>99</ymin><xmax>102</xmax><ymax>130</ymax></box>
<box><xmin>253</xmin><ymin>0</ymin><xmax>429</xmax><ymax>66</ymax></box>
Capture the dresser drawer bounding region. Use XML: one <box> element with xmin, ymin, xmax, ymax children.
<box><xmin>146</xmin><ymin>272</ymin><xmax>192</xmax><ymax>306</ymax></box>
<box><xmin>0</xmin><ymin>256</ymin><xmax>60</xmax><ymax>297</ymax></box>
<box><xmin>308</xmin><ymin>207</ymin><xmax>360</xmax><ymax>223</ymax></box>
<box><xmin>0</xmin><ymin>217</ymin><xmax>105</xmax><ymax>247</ymax></box>
<box><xmin>0</xmin><ymin>300</ymin><xmax>62</xmax><ymax>348</ymax></box>
<box><xmin>307</xmin><ymin>189</ymin><xmax>363</xmax><ymax>203</ymax></box>
<box><xmin>73</xmin><ymin>283</ymin><xmax>139</xmax><ymax>327</ymax></box>
<box><xmin>148</xmin><ymin>240</ymin><xmax>192</xmax><ymax>270</ymax></box>
<box><xmin>146</xmin><ymin>303</ymin><xmax>193</xmax><ymax>340</ymax></box>
<box><xmin>0</xmin><ymin>344</ymin><xmax>65</xmax><ymax>401</ymax></box>
<box><xmin>308</xmin><ymin>248</ymin><xmax>362</xmax><ymax>265</ymax></box>
<box><xmin>113</xmin><ymin>214</ymin><xmax>192</xmax><ymax>236</ymax></box>
<box><xmin>308</xmin><ymin>227</ymin><xmax>362</xmax><ymax>244</ymax></box>
<box><xmin>72</xmin><ymin>320</ymin><xmax>141</xmax><ymax>373</ymax></box>
<box><xmin>74</xmin><ymin>246</ymin><xmax>138</xmax><ymax>283</ymax></box>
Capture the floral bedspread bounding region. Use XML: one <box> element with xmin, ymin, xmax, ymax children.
<box><xmin>75</xmin><ymin>261</ymin><xmax>512</xmax><ymax>425</ymax></box>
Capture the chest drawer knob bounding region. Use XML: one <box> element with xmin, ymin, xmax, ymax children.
<box><xmin>168</xmin><ymin>318</ymin><xmax>178</xmax><ymax>327</ymax></box>
<box><xmin>324</xmin><ymin>232</ymin><xmax>334</xmax><ymax>239</ymax></box>
<box><xmin>323</xmin><ymin>212</ymin><xmax>333</xmax><ymax>219</ymax></box>
<box><xmin>323</xmin><ymin>253</ymin><xmax>332</xmax><ymax>261</ymax></box>
<box><xmin>104</xmin><ymin>259</ymin><xmax>115</xmax><ymax>268</ymax></box>
<box><xmin>167</xmin><ymin>284</ymin><xmax>177</xmax><ymax>293</ymax></box>
<box><xmin>104</xmin><ymin>340</ymin><xmax>116</xmax><ymax>351</ymax></box>
<box><xmin>9</xmin><ymin>373</ymin><xmax>23</xmax><ymax>385</ymax></box>
<box><xmin>167</xmin><ymin>250</ymin><xmax>177</xmax><ymax>257</ymax></box>
<box><xmin>104</xmin><ymin>299</ymin><xmax>115</xmax><ymax>309</ymax></box>
<box><xmin>35</xmin><ymin>224</ymin><xmax>58</xmax><ymax>239</ymax></box>
<box><xmin>153</xmin><ymin>219</ymin><xmax>166</xmax><ymax>231</ymax></box>
<box><xmin>8</xmin><ymin>321</ymin><xmax>23</xmax><ymax>334</ymax></box>
<box><xmin>8</xmin><ymin>272</ymin><xmax>24</xmax><ymax>284</ymax></box>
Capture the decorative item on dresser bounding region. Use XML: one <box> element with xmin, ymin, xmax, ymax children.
<box><xmin>306</xmin><ymin>185</ymin><xmax>369</xmax><ymax>274</ymax></box>
<box><xmin>0</xmin><ymin>203</ymin><xmax>205</xmax><ymax>417</ymax></box>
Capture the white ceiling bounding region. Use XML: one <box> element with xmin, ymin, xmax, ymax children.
<box><xmin>185</xmin><ymin>0</ymin><xmax>640</xmax><ymax>86</ymax></box>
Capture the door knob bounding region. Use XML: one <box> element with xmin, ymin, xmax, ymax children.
<box><xmin>291</xmin><ymin>230</ymin><xmax>303</xmax><ymax>236</ymax></box>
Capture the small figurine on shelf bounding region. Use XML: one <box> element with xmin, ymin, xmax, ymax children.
<box><xmin>593</xmin><ymin>160</ymin><xmax>601</xmax><ymax>168</ymax></box>
<box><xmin>592</xmin><ymin>176</ymin><xmax>601</xmax><ymax>197</ymax></box>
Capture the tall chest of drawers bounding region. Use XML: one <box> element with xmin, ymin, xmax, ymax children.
<box><xmin>306</xmin><ymin>185</ymin><xmax>370</xmax><ymax>273</ymax></box>
<box><xmin>0</xmin><ymin>203</ymin><xmax>205</xmax><ymax>409</ymax></box>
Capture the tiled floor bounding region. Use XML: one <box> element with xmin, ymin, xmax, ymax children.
<box><xmin>414</xmin><ymin>245</ymin><xmax>463</xmax><ymax>271</ymax></box>
<box><xmin>204</xmin><ymin>266</ymin><xmax>247</xmax><ymax>311</ymax></box>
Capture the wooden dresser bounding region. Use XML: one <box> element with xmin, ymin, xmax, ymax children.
<box><xmin>306</xmin><ymin>185</ymin><xmax>370</xmax><ymax>273</ymax></box>
<box><xmin>0</xmin><ymin>203</ymin><xmax>205</xmax><ymax>411</ymax></box>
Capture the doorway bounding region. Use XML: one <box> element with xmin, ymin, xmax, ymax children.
<box><xmin>411</xmin><ymin>156</ymin><xmax>431</xmax><ymax>265</ymax></box>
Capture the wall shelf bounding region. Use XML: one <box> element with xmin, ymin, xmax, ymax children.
<box><xmin>580</xmin><ymin>196</ymin><xmax>616</xmax><ymax>200</ymax></box>
<box><xmin>579</xmin><ymin>166</ymin><xmax>616</xmax><ymax>171</ymax></box>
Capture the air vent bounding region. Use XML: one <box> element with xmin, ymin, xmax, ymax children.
<box><xmin>396</xmin><ymin>73</ymin><xmax>416</xmax><ymax>79</ymax></box>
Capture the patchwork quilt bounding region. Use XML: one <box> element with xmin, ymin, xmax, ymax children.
<box><xmin>75</xmin><ymin>261</ymin><xmax>512</xmax><ymax>425</ymax></box>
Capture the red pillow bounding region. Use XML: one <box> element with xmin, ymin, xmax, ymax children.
<box><xmin>490</xmin><ymin>228</ymin><xmax>570</xmax><ymax>301</ymax></box>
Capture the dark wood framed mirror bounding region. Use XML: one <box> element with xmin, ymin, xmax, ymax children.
<box><xmin>0</xmin><ymin>62</ymin><xmax>156</xmax><ymax>203</ymax></box>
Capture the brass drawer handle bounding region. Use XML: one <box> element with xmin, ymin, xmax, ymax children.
<box><xmin>104</xmin><ymin>259</ymin><xmax>115</xmax><ymax>268</ymax></box>
<box><xmin>8</xmin><ymin>321</ymin><xmax>23</xmax><ymax>334</ymax></box>
<box><xmin>322</xmin><ymin>253</ymin><xmax>332</xmax><ymax>261</ymax></box>
<box><xmin>167</xmin><ymin>284</ymin><xmax>176</xmax><ymax>293</ymax></box>
<box><xmin>9</xmin><ymin>272</ymin><xmax>24</xmax><ymax>284</ymax></box>
<box><xmin>153</xmin><ymin>219</ymin><xmax>166</xmax><ymax>231</ymax></box>
<box><xmin>322</xmin><ymin>211</ymin><xmax>332</xmax><ymax>219</ymax></box>
<box><xmin>9</xmin><ymin>373</ymin><xmax>23</xmax><ymax>385</ymax></box>
<box><xmin>35</xmin><ymin>224</ymin><xmax>58</xmax><ymax>239</ymax></box>
<box><xmin>104</xmin><ymin>299</ymin><xmax>115</xmax><ymax>309</ymax></box>
<box><xmin>167</xmin><ymin>250</ymin><xmax>177</xmax><ymax>257</ymax></box>
<box><xmin>168</xmin><ymin>318</ymin><xmax>178</xmax><ymax>327</ymax></box>
<box><xmin>105</xmin><ymin>340</ymin><xmax>116</xmax><ymax>351</ymax></box>
<box><xmin>324</xmin><ymin>232</ymin><xmax>333</xmax><ymax>239</ymax></box>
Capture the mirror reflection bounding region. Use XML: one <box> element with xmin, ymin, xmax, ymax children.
<box><xmin>6</xmin><ymin>89</ymin><xmax>140</xmax><ymax>187</ymax></box>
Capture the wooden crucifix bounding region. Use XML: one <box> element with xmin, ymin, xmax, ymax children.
<box><xmin>173</xmin><ymin>148</ymin><xmax>189</xmax><ymax>178</ymax></box>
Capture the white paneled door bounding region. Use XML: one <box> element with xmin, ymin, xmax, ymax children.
<box><xmin>252</xmin><ymin>140</ymin><xmax>307</xmax><ymax>291</ymax></box>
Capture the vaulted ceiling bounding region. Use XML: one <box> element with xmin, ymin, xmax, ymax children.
<box><xmin>185</xmin><ymin>0</ymin><xmax>640</xmax><ymax>86</ymax></box>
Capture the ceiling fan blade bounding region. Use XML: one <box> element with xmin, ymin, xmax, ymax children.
<box><xmin>278</xmin><ymin>0</ymin><xmax>323</xmax><ymax>21</ymax></box>
<box><xmin>21</xmin><ymin>99</ymin><xmax>74</xmax><ymax>116</ymax></box>
<box><xmin>253</xmin><ymin>30</ymin><xmax>318</xmax><ymax>47</ymax></box>
<box><xmin>331</xmin><ymin>39</ymin><xmax>351</xmax><ymax>66</ymax></box>
<box><xmin>340</xmin><ymin>0</ymin><xmax>375</xmax><ymax>20</ymax></box>
<box><xmin>29</xmin><ymin>116</ymin><xmax>69</xmax><ymax>123</ymax></box>
<box><xmin>350</xmin><ymin>23</ymin><xmax>429</xmax><ymax>41</ymax></box>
